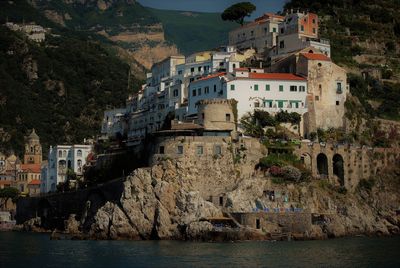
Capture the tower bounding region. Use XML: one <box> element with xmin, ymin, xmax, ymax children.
<box><xmin>24</xmin><ymin>129</ymin><xmax>42</xmax><ymax>164</ymax></box>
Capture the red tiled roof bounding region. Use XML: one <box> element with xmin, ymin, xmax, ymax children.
<box><xmin>301</xmin><ymin>53</ymin><xmax>331</xmax><ymax>61</ymax></box>
<box><xmin>195</xmin><ymin>72</ymin><xmax>226</xmax><ymax>82</ymax></box>
<box><xmin>20</xmin><ymin>164</ymin><xmax>41</xmax><ymax>173</ymax></box>
<box><xmin>247</xmin><ymin>73</ymin><xmax>306</xmax><ymax>81</ymax></box>
<box><xmin>28</xmin><ymin>179</ymin><xmax>41</xmax><ymax>185</ymax></box>
<box><xmin>234</xmin><ymin>67</ymin><xmax>250</xmax><ymax>71</ymax></box>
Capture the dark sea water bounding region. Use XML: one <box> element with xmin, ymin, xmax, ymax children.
<box><xmin>1</xmin><ymin>232</ymin><xmax>399</xmax><ymax>268</ymax></box>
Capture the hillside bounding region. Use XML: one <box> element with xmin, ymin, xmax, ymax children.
<box><xmin>284</xmin><ymin>0</ymin><xmax>400</xmax><ymax>121</ymax></box>
<box><xmin>0</xmin><ymin>25</ymin><xmax>141</xmax><ymax>157</ymax></box>
<box><xmin>148</xmin><ymin>8</ymin><xmax>237</xmax><ymax>55</ymax></box>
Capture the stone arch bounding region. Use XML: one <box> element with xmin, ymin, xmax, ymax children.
<box><xmin>317</xmin><ymin>153</ymin><xmax>328</xmax><ymax>178</ymax></box>
<box><xmin>301</xmin><ymin>153</ymin><xmax>312</xmax><ymax>170</ymax></box>
<box><xmin>333</xmin><ymin>154</ymin><xmax>345</xmax><ymax>186</ymax></box>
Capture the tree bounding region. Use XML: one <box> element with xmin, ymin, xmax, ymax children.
<box><xmin>0</xmin><ymin>187</ymin><xmax>19</xmax><ymax>210</ymax></box>
<box><xmin>221</xmin><ymin>2</ymin><xmax>256</xmax><ymax>25</ymax></box>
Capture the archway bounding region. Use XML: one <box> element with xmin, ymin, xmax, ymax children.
<box><xmin>333</xmin><ymin>154</ymin><xmax>345</xmax><ymax>186</ymax></box>
<box><xmin>317</xmin><ymin>153</ymin><xmax>328</xmax><ymax>178</ymax></box>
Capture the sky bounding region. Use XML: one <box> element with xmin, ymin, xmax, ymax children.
<box><xmin>137</xmin><ymin>0</ymin><xmax>287</xmax><ymax>18</ymax></box>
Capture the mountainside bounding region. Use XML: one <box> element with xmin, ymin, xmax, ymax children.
<box><xmin>285</xmin><ymin>0</ymin><xmax>400</xmax><ymax>121</ymax></box>
<box><xmin>148</xmin><ymin>8</ymin><xmax>237</xmax><ymax>55</ymax></box>
<box><xmin>0</xmin><ymin>25</ymin><xmax>141</xmax><ymax>157</ymax></box>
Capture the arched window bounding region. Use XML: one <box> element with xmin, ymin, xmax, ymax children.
<box><xmin>58</xmin><ymin>160</ymin><xmax>66</xmax><ymax>169</ymax></box>
<box><xmin>77</xmin><ymin>150</ymin><xmax>82</xmax><ymax>157</ymax></box>
<box><xmin>58</xmin><ymin>150</ymin><xmax>62</xmax><ymax>157</ymax></box>
<box><xmin>63</xmin><ymin>150</ymin><xmax>67</xmax><ymax>157</ymax></box>
<box><xmin>77</xmin><ymin>160</ymin><xmax>82</xmax><ymax>167</ymax></box>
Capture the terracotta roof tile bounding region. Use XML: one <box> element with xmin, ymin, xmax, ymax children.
<box><xmin>194</xmin><ymin>72</ymin><xmax>226</xmax><ymax>82</ymax></box>
<box><xmin>301</xmin><ymin>53</ymin><xmax>331</xmax><ymax>61</ymax></box>
<box><xmin>28</xmin><ymin>179</ymin><xmax>41</xmax><ymax>185</ymax></box>
<box><xmin>247</xmin><ymin>73</ymin><xmax>306</xmax><ymax>81</ymax></box>
<box><xmin>20</xmin><ymin>164</ymin><xmax>41</xmax><ymax>173</ymax></box>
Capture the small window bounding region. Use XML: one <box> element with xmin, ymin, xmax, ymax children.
<box><xmin>254</xmin><ymin>84</ymin><xmax>259</xmax><ymax>91</ymax></box>
<box><xmin>312</xmin><ymin>18</ymin><xmax>316</xmax><ymax>24</ymax></box>
<box><xmin>279</xmin><ymin>85</ymin><xmax>284</xmax><ymax>92</ymax></box>
<box><xmin>279</xmin><ymin>41</ymin><xmax>284</xmax><ymax>48</ymax></box>
<box><xmin>336</xmin><ymin>101</ymin><xmax>340</xmax><ymax>106</ymax></box>
<box><xmin>226</xmin><ymin>114</ymin><xmax>231</xmax><ymax>122</ymax></box>
<box><xmin>213</xmin><ymin>85</ymin><xmax>217</xmax><ymax>92</ymax></box>
<box><xmin>230</xmin><ymin>84</ymin><xmax>235</xmax><ymax>91</ymax></box>
<box><xmin>278</xmin><ymin>101</ymin><xmax>284</xmax><ymax>108</ymax></box>
<box><xmin>250</xmin><ymin>30</ymin><xmax>254</xmax><ymax>36</ymax></box>
<box><xmin>205</xmin><ymin>86</ymin><xmax>209</xmax><ymax>94</ymax></box>
<box><xmin>190</xmin><ymin>67</ymin><xmax>194</xmax><ymax>73</ymax></box>
<box><xmin>178</xmin><ymin>70</ymin><xmax>182</xmax><ymax>75</ymax></box>
<box><xmin>159</xmin><ymin>146</ymin><xmax>165</xmax><ymax>154</ymax></box>
<box><xmin>198</xmin><ymin>66</ymin><xmax>202</xmax><ymax>72</ymax></box>
<box><xmin>219</xmin><ymin>196</ymin><xmax>224</xmax><ymax>206</ymax></box>
<box><xmin>196</xmin><ymin>146</ymin><xmax>203</xmax><ymax>155</ymax></box>
<box><xmin>265</xmin><ymin>84</ymin><xmax>270</xmax><ymax>91</ymax></box>
<box><xmin>315</xmin><ymin>96</ymin><xmax>320</xmax><ymax>101</ymax></box>
<box><xmin>290</xmin><ymin>86</ymin><xmax>297</xmax><ymax>92</ymax></box>
<box><xmin>273</xmin><ymin>27</ymin><xmax>277</xmax><ymax>33</ymax></box>
<box><xmin>337</xmin><ymin>82</ymin><xmax>342</xmax><ymax>93</ymax></box>
<box><xmin>254</xmin><ymin>102</ymin><xmax>260</xmax><ymax>108</ymax></box>
<box><xmin>177</xmin><ymin>146</ymin><xmax>183</xmax><ymax>154</ymax></box>
<box><xmin>301</xmin><ymin>25</ymin><xmax>304</xmax><ymax>32</ymax></box>
<box><xmin>192</xmin><ymin>89</ymin><xmax>196</xmax><ymax>97</ymax></box>
<box><xmin>202</xmin><ymin>113</ymin><xmax>205</xmax><ymax>119</ymax></box>
<box><xmin>190</xmin><ymin>78</ymin><xmax>194</xmax><ymax>82</ymax></box>
<box><xmin>58</xmin><ymin>150</ymin><xmax>62</xmax><ymax>157</ymax></box>
<box><xmin>299</xmin><ymin>86</ymin><xmax>306</xmax><ymax>92</ymax></box>
<box><xmin>256</xmin><ymin>219</ymin><xmax>261</xmax><ymax>229</ymax></box>
<box><xmin>214</xmin><ymin>145</ymin><xmax>222</xmax><ymax>155</ymax></box>
<box><xmin>77</xmin><ymin>150</ymin><xmax>82</xmax><ymax>157</ymax></box>
<box><xmin>313</xmin><ymin>28</ymin><xmax>316</xmax><ymax>34</ymax></box>
<box><xmin>198</xmin><ymin>88</ymin><xmax>202</xmax><ymax>96</ymax></box>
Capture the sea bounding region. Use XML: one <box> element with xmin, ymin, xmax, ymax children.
<box><xmin>1</xmin><ymin>232</ymin><xmax>399</xmax><ymax>268</ymax></box>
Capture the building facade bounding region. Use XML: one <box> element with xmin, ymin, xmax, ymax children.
<box><xmin>43</xmin><ymin>145</ymin><xmax>92</xmax><ymax>193</ymax></box>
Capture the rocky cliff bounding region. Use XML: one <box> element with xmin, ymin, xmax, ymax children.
<box><xmin>54</xmin><ymin>157</ymin><xmax>400</xmax><ymax>241</ymax></box>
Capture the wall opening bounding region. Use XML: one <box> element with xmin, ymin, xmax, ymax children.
<box><xmin>317</xmin><ymin>153</ymin><xmax>328</xmax><ymax>178</ymax></box>
<box><xmin>333</xmin><ymin>154</ymin><xmax>345</xmax><ymax>186</ymax></box>
<box><xmin>256</xmin><ymin>219</ymin><xmax>261</xmax><ymax>229</ymax></box>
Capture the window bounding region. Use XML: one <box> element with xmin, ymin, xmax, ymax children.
<box><xmin>250</xmin><ymin>30</ymin><xmax>254</xmax><ymax>36</ymax></box>
<box><xmin>159</xmin><ymin>146</ymin><xmax>165</xmax><ymax>154</ymax></box>
<box><xmin>315</xmin><ymin>96</ymin><xmax>320</xmax><ymax>101</ymax></box>
<box><xmin>226</xmin><ymin>114</ymin><xmax>231</xmax><ymax>122</ymax></box>
<box><xmin>219</xmin><ymin>196</ymin><xmax>223</xmax><ymax>206</ymax></box>
<box><xmin>77</xmin><ymin>150</ymin><xmax>82</xmax><ymax>157</ymax></box>
<box><xmin>312</xmin><ymin>18</ymin><xmax>316</xmax><ymax>24</ymax></box>
<box><xmin>58</xmin><ymin>150</ymin><xmax>62</xmax><ymax>157</ymax></box>
<box><xmin>336</xmin><ymin>101</ymin><xmax>340</xmax><ymax>106</ymax></box>
<box><xmin>197</xmin><ymin>88</ymin><xmax>202</xmax><ymax>96</ymax></box>
<box><xmin>254</xmin><ymin>84</ymin><xmax>259</xmax><ymax>91</ymax></box>
<box><xmin>336</xmin><ymin>82</ymin><xmax>342</xmax><ymax>93</ymax></box>
<box><xmin>265</xmin><ymin>84</ymin><xmax>270</xmax><ymax>91</ymax></box>
<box><xmin>256</xmin><ymin>219</ymin><xmax>261</xmax><ymax>229</ymax></box>
<box><xmin>196</xmin><ymin>146</ymin><xmax>203</xmax><ymax>155</ymax></box>
<box><xmin>273</xmin><ymin>27</ymin><xmax>277</xmax><ymax>33</ymax></box>
<box><xmin>178</xmin><ymin>70</ymin><xmax>182</xmax><ymax>75</ymax></box>
<box><xmin>290</xmin><ymin>86</ymin><xmax>297</xmax><ymax>92</ymax></box>
<box><xmin>230</xmin><ymin>84</ymin><xmax>235</xmax><ymax>91</ymax></box>
<box><xmin>173</xmin><ymin>89</ymin><xmax>179</xmax><ymax>97</ymax></box>
<box><xmin>299</xmin><ymin>86</ymin><xmax>306</xmax><ymax>92</ymax></box>
<box><xmin>313</xmin><ymin>28</ymin><xmax>316</xmax><ymax>34</ymax></box>
<box><xmin>202</xmin><ymin>113</ymin><xmax>205</xmax><ymax>119</ymax></box>
<box><xmin>190</xmin><ymin>67</ymin><xmax>194</xmax><ymax>73</ymax></box>
<box><xmin>214</xmin><ymin>145</ymin><xmax>222</xmax><ymax>155</ymax></box>
<box><xmin>177</xmin><ymin>146</ymin><xmax>183</xmax><ymax>154</ymax></box>
<box><xmin>254</xmin><ymin>102</ymin><xmax>260</xmax><ymax>108</ymax></box>
<box><xmin>192</xmin><ymin>89</ymin><xmax>196</xmax><ymax>97</ymax></box>
<box><xmin>265</xmin><ymin>100</ymin><xmax>273</xmax><ymax>108</ymax></box>
<box><xmin>291</xmin><ymin>101</ymin><xmax>299</xmax><ymax>108</ymax></box>
<box><xmin>205</xmin><ymin>86</ymin><xmax>210</xmax><ymax>94</ymax></box>
<box><xmin>279</xmin><ymin>41</ymin><xmax>284</xmax><ymax>48</ymax></box>
<box><xmin>198</xmin><ymin>66</ymin><xmax>202</xmax><ymax>72</ymax></box>
<box><xmin>213</xmin><ymin>85</ymin><xmax>217</xmax><ymax>92</ymax></box>
<box><xmin>278</xmin><ymin>101</ymin><xmax>284</xmax><ymax>108</ymax></box>
<box><xmin>190</xmin><ymin>78</ymin><xmax>194</xmax><ymax>82</ymax></box>
<box><xmin>279</xmin><ymin>85</ymin><xmax>284</xmax><ymax>92</ymax></box>
<box><xmin>77</xmin><ymin>160</ymin><xmax>82</xmax><ymax>167</ymax></box>
<box><xmin>280</xmin><ymin>28</ymin><xmax>284</xmax><ymax>34</ymax></box>
<box><xmin>301</xmin><ymin>25</ymin><xmax>304</xmax><ymax>32</ymax></box>
<box><xmin>219</xmin><ymin>62</ymin><xmax>224</xmax><ymax>67</ymax></box>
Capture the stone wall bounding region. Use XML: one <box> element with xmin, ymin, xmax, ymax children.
<box><xmin>232</xmin><ymin>212</ymin><xmax>312</xmax><ymax>234</ymax></box>
<box><xmin>295</xmin><ymin>142</ymin><xmax>400</xmax><ymax>191</ymax></box>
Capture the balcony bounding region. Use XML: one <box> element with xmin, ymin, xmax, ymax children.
<box><xmin>255</xmin><ymin>107</ymin><xmax>308</xmax><ymax>114</ymax></box>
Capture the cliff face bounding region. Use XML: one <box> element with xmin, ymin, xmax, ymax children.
<box><xmin>71</xmin><ymin>157</ymin><xmax>400</xmax><ymax>240</ymax></box>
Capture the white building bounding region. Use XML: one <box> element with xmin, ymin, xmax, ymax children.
<box><xmin>101</xmin><ymin>108</ymin><xmax>127</xmax><ymax>138</ymax></box>
<box><xmin>188</xmin><ymin>68</ymin><xmax>308</xmax><ymax>120</ymax></box>
<box><xmin>229</xmin><ymin>13</ymin><xmax>284</xmax><ymax>54</ymax></box>
<box><xmin>5</xmin><ymin>22</ymin><xmax>46</xmax><ymax>43</ymax></box>
<box><xmin>42</xmin><ymin>145</ymin><xmax>92</xmax><ymax>193</ymax></box>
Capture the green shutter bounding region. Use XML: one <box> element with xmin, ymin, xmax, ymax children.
<box><xmin>230</xmin><ymin>84</ymin><xmax>235</xmax><ymax>91</ymax></box>
<box><xmin>279</xmin><ymin>85</ymin><xmax>283</xmax><ymax>92</ymax></box>
<box><xmin>265</xmin><ymin>84</ymin><xmax>270</xmax><ymax>91</ymax></box>
<box><xmin>254</xmin><ymin>84</ymin><xmax>259</xmax><ymax>91</ymax></box>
